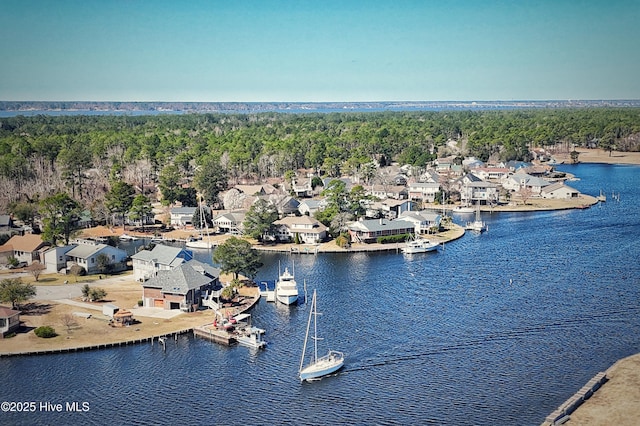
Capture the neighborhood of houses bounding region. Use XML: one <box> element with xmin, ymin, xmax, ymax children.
<box><xmin>1</xmin><ymin>152</ymin><xmax>584</xmax><ymax>335</ymax></box>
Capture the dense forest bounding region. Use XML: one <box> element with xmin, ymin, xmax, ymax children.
<box><xmin>1</xmin><ymin>108</ymin><xmax>639</xmax><ymax>218</ymax></box>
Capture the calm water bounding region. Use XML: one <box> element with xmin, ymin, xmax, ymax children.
<box><xmin>1</xmin><ymin>163</ymin><xmax>639</xmax><ymax>425</ymax></box>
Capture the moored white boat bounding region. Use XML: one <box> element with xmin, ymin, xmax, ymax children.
<box><xmin>452</xmin><ymin>205</ymin><xmax>475</xmax><ymax>214</ymax></box>
<box><xmin>233</xmin><ymin>313</ymin><xmax>266</xmax><ymax>349</ymax></box>
<box><xmin>185</xmin><ymin>237</ymin><xmax>214</xmax><ymax>249</ymax></box>
<box><xmin>299</xmin><ymin>290</ymin><xmax>344</xmax><ymax>381</ymax></box>
<box><xmin>402</xmin><ymin>236</ymin><xmax>439</xmax><ymax>254</ymax></box>
<box><xmin>276</xmin><ymin>266</ymin><xmax>299</xmax><ymax>305</ymax></box>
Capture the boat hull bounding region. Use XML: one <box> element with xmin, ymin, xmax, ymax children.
<box><xmin>185</xmin><ymin>240</ymin><xmax>213</xmax><ymax>249</ymax></box>
<box><xmin>276</xmin><ymin>294</ymin><xmax>298</xmax><ymax>305</ymax></box>
<box><xmin>300</xmin><ymin>351</ymin><xmax>345</xmax><ymax>381</ymax></box>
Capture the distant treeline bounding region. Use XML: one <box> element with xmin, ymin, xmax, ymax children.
<box><xmin>0</xmin><ymin>108</ymin><xmax>639</xmax><ymax>209</ymax></box>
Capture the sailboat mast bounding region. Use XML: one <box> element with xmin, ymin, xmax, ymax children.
<box><xmin>313</xmin><ymin>293</ymin><xmax>318</xmax><ymax>363</ymax></box>
<box><xmin>299</xmin><ymin>289</ymin><xmax>315</xmax><ymax>373</ymax></box>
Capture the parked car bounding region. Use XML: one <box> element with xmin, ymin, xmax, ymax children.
<box><xmin>9</xmin><ymin>261</ymin><xmax>28</xmax><ymax>269</ymax></box>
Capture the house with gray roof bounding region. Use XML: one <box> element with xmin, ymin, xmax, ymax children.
<box><xmin>347</xmin><ymin>218</ymin><xmax>415</xmax><ymax>243</ymax></box>
<box><xmin>541</xmin><ymin>182</ymin><xmax>581</xmax><ymax>199</ymax></box>
<box><xmin>212</xmin><ymin>211</ymin><xmax>245</xmax><ymax>235</ymax></box>
<box><xmin>502</xmin><ymin>173</ymin><xmax>551</xmax><ymax>195</ymax></box>
<box><xmin>398</xmin><ymin>210</ymin><xmax>441</xmax><ymax>234</ymax></box>
<box><xmin>131</xmin><ymin>244</ymin><xmax>193</xmax><ymax>282</ymax></box>
<box><xmin>65</xmin><ymin>243</ymin><xmax>128</xmax><ymax>275</ymax></box>
<box><xmin>141</xmin><ymin>260</ymin><xmax>220</xmax><ymax>311</ymax></box>
<box><xmin>170</xmin><ymin>207</ymin><xmax>197</xmax><ymax>227</ymax></box>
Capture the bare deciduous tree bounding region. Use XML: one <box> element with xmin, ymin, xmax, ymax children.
<box><xmin>25</xmin><ymin>261</ymin><xmax>46</xmax><ymax>282</ymax></box>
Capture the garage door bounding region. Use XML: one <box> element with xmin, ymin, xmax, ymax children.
<box><xmin>154</xmin><ymin>299</ymin><xmax>164</xmax><ymax>308</ymax></box>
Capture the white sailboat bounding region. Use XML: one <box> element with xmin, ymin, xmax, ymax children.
<box><xmin>275</xmin><ymin>264</ymin><xmax>299</xmax><ymax>305</ymax></box>
<box><xmin>299</xmin><ymin>290</ymin><xmax>344</xmax><ymax>381</ymax></box>
<box><xmin>465</xmin><ymin>204</ymin><xmax>487</xmax><ymax>233</ymax></box>
<box><xmin>186</xmin><ymin>196</ymin><xmax>213</xmax><ymax>249</ymax></box>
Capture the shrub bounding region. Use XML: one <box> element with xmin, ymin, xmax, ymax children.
<box><xmin>88</xmin><ymin>287</ymin><xmax>107</xmax><ymax>302</ymax></box>
<box><xmin>81</xmin><ymin>284</ymin><xmax>91</xmax><ymax>298</ymax></box>
<box><xmin>34</xmin><ymin>326</ymin><xmax>57</xmax><ymax>338</ymax></box>
<box><xmin>137</xmin><ymin>300</ymin><xmax>143</xmax><ymax>307</ymax></box>
<box><xmin>377</xmin><ymin>234</ymin><xmax>410</xmax><ymax>244</ymax></box>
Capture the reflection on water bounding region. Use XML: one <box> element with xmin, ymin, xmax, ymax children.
<box><xmin>1</xmin><ymin>164</ymin><xmax>639</xmax><ymax>425</ymax></box>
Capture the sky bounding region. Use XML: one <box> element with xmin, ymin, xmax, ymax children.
<box><xmin>1</xmin><ymin>0</ymin><xmax>639</xmax><ymax>102</ymax></box>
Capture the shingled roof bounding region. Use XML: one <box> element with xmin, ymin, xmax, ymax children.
<box><xmin>142</xmin><ymin>261</ymin><xmax>218</xmax><ymax>295</ymax></box>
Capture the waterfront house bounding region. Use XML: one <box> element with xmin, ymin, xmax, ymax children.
<box><xmin>347</xmin><ymin>218</ymin><xmax>415</xmax><ymax>243</ymax></box>
<box><xmin>0</xmin><ymin>234</ymin><xmax>50</xmax><ymax>266</ymax></box>
<box><xmin>0</xmin><ymin>306</ymin><xmax>20</xmax><ymax>337</ymax></box>
<box><xmin>65</xmin><ymin>243</ymin><xmax>128</xmax><ymax>275</ymax></box>
<box><xmin>131</xmin><ymin>244</ymin><xmax>193</xmax><ymax>282</ymax></box>
<box><xmin>212</xmin><ymin>211</ymin><xmax>245</xmax><ymax>235</ymax></box>
<box><xmin>141</xmin><ymin>260</ymin><xmax>220</xmax><ymax>311</ymax></box>
<box><xmin>42</xmin><ymin>245</ymin><xmax>76</xmax><ymax>273</ymax></box>
<box><xmin>541</xmin><ymin>182</ymin><xmax>581</xmax><ymax>199</ymax></box>
<box><xmin>502</xmin><ymin>173</ymin><xmax>551</xmax><ymax>195</ymax></box>
<box><xmin>407</xmin><ymin>182</ymin><xmax>440</xmax><ymax>203</ymax></box>
<box><xmin>398</xmin><ymin>210</ymin><xmax>441</xmax><ymax>234</ymax></box>
<box><xmin>170</xmin><ymin>207</ymin><xmax>197</xmax><ymax>227</ymax></box>
<box><xmin>273</xmin><ymin>215</ymin><xmax>328</xmax><ymax>244</ymax></box>
<box><xmin>460</xmin><ymin>181</ymin><xmax>500</xmax><ymax>205</ymax></box>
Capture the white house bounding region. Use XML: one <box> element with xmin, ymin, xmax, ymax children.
<box><xmin>398</xmin><ymin>211</ymin><xmax>441</xmax><ymax>234</ymax></box>
<box><xmin>407</xmin><ymin>182</ymin><xmax>440</xmax><ymax>203</ymax></box>
<box><xmin>472</xmin><ymin>167</ymin><xmax>510</xmax><ymax>181</ymax></box>
<box><xmin>131</xmin><ymin>244</ymin><xmax>193</xmax><ymax>282</ymax></box>
<box><xmin>541</xmin><ymin>182</ymin><xmax>581</xmax><ymax>199</ymax></box>
<box><xmin>502</xmin><ymin>173</ymin><xmax>551</xmax><ymax>195</ymax></box>
<box><xmin>65</xmin><ymin>243</ymin><xmax>128</xmax><ymax>275</ymax></box>
<box><xmin>298</xmin><ymin>199</ymin><xmax>326</xmax><ymax>216</ymax></box>
<box><xmin>273</xmin><ymin>216</ymin><xmax>327</xmax><ymax>244</ymax></box>
<box><xmin>460</xmin><ymin>181</ymin><xmax>500</xmax><ymax>205</ymax></box>
<box><xmin>366</xmin><ymin>185</ymin><xmax>407</xmax><ymax>200</ymax></box>
<box><xmin>170</xmin><ymin>207</ymin><xmax>197</xmax><ymax>227</ymax></box>
<box><xmin>212</xmin><ymin>211</ymin><xmax>245</xmax><ymax>235</ymax></box>
<box><xmin>42</xmin><ymin>245</ymin><xmax>76</xmax><ymax>273</ymax></box>
<box><xmin>0</xmin><ymin>234</ymin><xmax>50</xmax><ymax>266</ymax></box>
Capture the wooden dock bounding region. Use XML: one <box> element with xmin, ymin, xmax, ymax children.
<box><xmin>193</xmin><ymin>325</ymin><xmax>236</xmax><ymax>346</ymax></box>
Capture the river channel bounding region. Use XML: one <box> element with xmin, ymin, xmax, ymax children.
<box><xmin>1</xmin><ymin>163</ymin><xmax>639</xmax><ymax>425</ymax></box>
